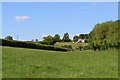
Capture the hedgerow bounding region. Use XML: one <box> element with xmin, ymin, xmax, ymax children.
<box><xmin>1</xmin><ymin>39</ymin><xmax>68</xmax><ymax>51</ymax></box>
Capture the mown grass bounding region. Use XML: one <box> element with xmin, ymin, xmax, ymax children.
<box><xmin>2</xmin><ymin>46</ymin><xmax>118</xmax><ymax>78</ymax></box>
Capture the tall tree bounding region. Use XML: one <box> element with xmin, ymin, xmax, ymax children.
<box><xmin>43</xmin><ymin>35</ymin><xmax>54</xmax><ymax>45</ymax></box>
<box><xmin>35</xmin><ymin>39</ymin><xmax>39</xmax><ymax>42</ymax></box>
<box><xmin>53</xmin><ymin>34</ymin><xmax>61</xmax><ymax>43</ymax></box>
<box><xmin>62</xmin><ymin>32</ymin><xmax>71</xmax><ymax>42</ymax></box>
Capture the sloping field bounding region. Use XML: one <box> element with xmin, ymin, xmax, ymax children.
<box><xmin>54</xmin><ymin>42</ymin><xmax>89</xmax><ymax>49</ymax></box>
<box><xmin>2</xmin><ymin>46</ymin><xmax>118</xmax><ymax>78</ymax></box>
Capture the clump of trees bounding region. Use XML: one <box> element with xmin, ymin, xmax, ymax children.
<box><xmin>5</xmin><ymin>36</ymin><xmax>13</xmax><ymax>40</ymax></box>
<box><xmin>89</xmin><ymin>20</ymin><xmax>119</xmax><ymax>50</ymax></box>
<box><xmin>42</xmin><ymin>33</ymin><xmax>72</xmax><ymax>45</ymax></box>
<box><xmin>42</xmin><ymin>34</ymin><xmax>61</xmax><ymax>45</ymax></box>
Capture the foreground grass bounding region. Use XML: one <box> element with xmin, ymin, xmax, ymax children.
<box><xmin>2</xmin><ymin>46</ymin><xmax>118</xmax><ymax>78</ymax></box>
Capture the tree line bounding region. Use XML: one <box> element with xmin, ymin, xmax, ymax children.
<box><xmin>3</xmin><ymin>20</ymin><xmax>119</xmax><ymax>50</ymax></box>
<box><xmin>4</xmin><ymin>33</ymin><xmax>89</xmax><ymax>45</ymax></box>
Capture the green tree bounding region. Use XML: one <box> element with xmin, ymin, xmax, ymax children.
<box><xmin>5</xmin><ymin>36</ymin><xmax>13</xmax><ymax>40</ymax></box>
<box><xmin>43</xmin><ymin>35</ymin><xmax>54</xmax><ymax>45</ymax></box>
<box><xmin>73</xmin><ymin>35</ymin><xmax>79</xmax><ymax>42</ymax></box>
<box><xmin>79</xmin><ymin>34</ymin><xmax>89</xmax><ymax>39</ymax></box>
<box><xmin>89</xmin><ymin>20</ymin><xmax>119</xmax><ymax>50</ymax></box>
<box><xmin>35</xmin><ymin>39</ymin><xmax>39</xmax><ymax>42</ymax></box>
<box><xmin>62</xmin><ymin>32</ymin><xmax>71</xmax><ymax>42</ymax></box>
<box><xmin>79</xmin><ymin>34</ymin><xmax>85</xmax><ymax>39</ymax></box>
<box><xmin>53</xmin><ymin>34</ymin><xmax>61</xmax><ymax>43</ymax></box>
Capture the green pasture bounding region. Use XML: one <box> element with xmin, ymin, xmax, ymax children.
<box><xmin>2</xmin><ymin>46</ymin><xmax>118</xmax><ymax>78</ymax></box>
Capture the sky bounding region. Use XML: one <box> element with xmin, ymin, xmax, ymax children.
<box><xmin>2</xmin><ymin>2</ymin><xmax>118</xmax><ymax>41</ymax></box>
<box><xmin>2</xmin><ymin>0</ymin><xmax>119</xmax><ymax>2</ymax></box>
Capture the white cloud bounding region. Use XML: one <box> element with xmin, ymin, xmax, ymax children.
<box><xmin>42</xmin><ymin>34</ymin><xmax>48</xmax><ymax>37</ymax></box>
<box><xmin>42</xmin><ymin>34</ymin><xmax>54</xmax><ymax>37</ymax></box>
<box><xmin>75</xmin><ymin>34</ymin><xmax>80</xmax><ymax>36</ymax></box>
<box><xmin>69</xmin><ymin>35</ymin><xmax>74</xmax><ymax>39</ymax></box>
<box><xmin>15</xmin><ymin>16</ymin><xmax>30</xmax><ymax>21</ymax></box>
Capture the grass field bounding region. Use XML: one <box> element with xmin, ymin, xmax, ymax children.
<box><xmin>2</xmin><ymin>46</ymin><xmax>118</xmax><ymax>78</ymax></box>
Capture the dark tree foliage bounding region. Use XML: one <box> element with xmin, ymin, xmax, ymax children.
<box><xmin>62</xmin><ymin>32</ymin><xmax>71</xmax><ymax>42</ymax></box>
<box><xmin>79</xmin><ymin>34</ymin><xmax>89</xmax><ymax>39</ymax></box>
<box><xmin>35</xmin><ymin>39</ymin><xmax>39</xmax><ymax>42</ymax></box>
<box><xmin>43</xmin><ymin>35</ymin><xmax>55</xmax><ymax>45</ymax></box>
<box><xmin>73</xmin><ymin>35</ymin><xmax>79</xmax><ymax>42</ymax></box>
<box><xmin>5</xmin><ymin>36</ymin><xmax>13</xmax><ymax>40</ymax></box>
<box><xmin>73</xmin><ymin>34</ymin><xmax>89</xmax><ymax>42</ymax></box>
<box><xmin>53</xmin><ymin>34</ymin><xmax>61</xmax><ymax>43</ymax></box>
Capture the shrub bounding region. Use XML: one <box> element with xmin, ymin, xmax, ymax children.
<box><xmin>62</xmin><ymin>45</ymin><xmax>73</xmax><ymax>50</ymax></box>
<box><xmin>76</xmin><ymin>44</ymin><xmax>91</xmax><ymax>51</ymax></box>
<box><xmin>76</xmin><ymin>45</ymin><xmax>82</xmax><ymax>51</ymax></box>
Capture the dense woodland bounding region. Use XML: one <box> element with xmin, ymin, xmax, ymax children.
<box><xmin>1</xmin><ymin>20</ymin><xmax>119</xmax><ymax>51</ymax></box>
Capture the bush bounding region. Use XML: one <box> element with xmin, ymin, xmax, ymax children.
<box><xmin>76</xmin><ymin>45</ymin><xmax>82</xmax><ymax>51</ymax></box>
<box><xmin>76</xmin><ymin>44</ymin><xmax>91</xmax><ymax>51</ymax></box>
<box><xmin>82</xmin><ymin>44</ymin><xmax>91</xmax><ymax>50</ymax></box>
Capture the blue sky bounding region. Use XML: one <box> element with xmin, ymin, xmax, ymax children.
<box><xmin>2</xmin><ymin>0</ymin><xmax>119</xmax><ymax>2</ymax></box>
<box><xmin>2</xmin><ymin>2</ymin><xmax>118</xmax><ymax>41</ymax></box>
